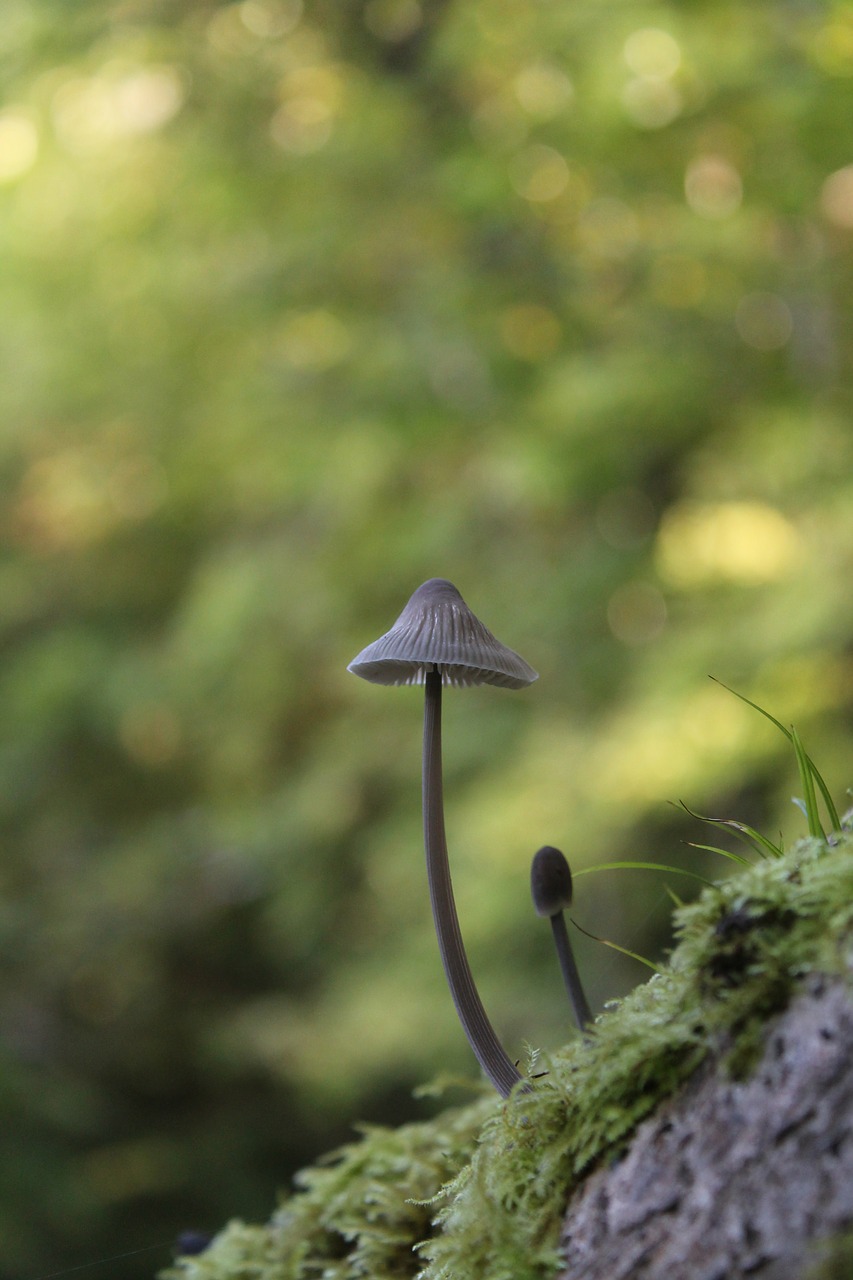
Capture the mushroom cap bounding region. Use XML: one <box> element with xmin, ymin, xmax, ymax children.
<box><xmin>530</xmin><ymin>845</ymin><xmax>573</xmax><ymax>917</ymax></box>
<box><xmin>347</xmin><ymin>578</ymin><xmax>538</xmax><ymax>689</ymax></box>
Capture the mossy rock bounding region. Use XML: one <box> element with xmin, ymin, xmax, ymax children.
<box><xmin>163</xmin><ymin>826</ymin><xmax>853</xmax><ymax>1280</ymax></box>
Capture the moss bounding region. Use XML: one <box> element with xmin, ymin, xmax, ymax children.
<box><xmin>805</xmin><ymin>1230</ymin><xmax>853</xmax><ymax>1279</ymax></box>
<box><xmin>163</xmin><ymin>828</ymin><xmax>853</xmax><ymax>1280</ymax></box>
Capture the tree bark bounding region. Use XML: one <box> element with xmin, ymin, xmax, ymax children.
<box><xmin>560</xmin><ymin>974</ymin><xmax>853</xmax><ymax>1280</ymax></box>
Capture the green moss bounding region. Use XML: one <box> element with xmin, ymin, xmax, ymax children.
<box><xmin>163</xmin><ymin>827</ymin><xmax>853</xmax><ymax>1280</ymax></box>
<box><xmin>805</xmin><ymin>1230</ymin><xmax>853</xmax><ymax>1279</ymax></box>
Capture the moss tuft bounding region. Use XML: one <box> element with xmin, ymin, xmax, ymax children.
<box><xmin>163</xmin><ymin>829</ymin><xmax>853</xmax><ymax>1280</ymax></box>
<box><xmin>805</xmin><ymin>1230</ymin><xmax>853</xmax><ymax>1279</ymax></box>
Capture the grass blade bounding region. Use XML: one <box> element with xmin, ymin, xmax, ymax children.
<box><xmin>572</xmin><ymin>860</ymin><xmax>716</xmax><ymax>888</ymax></box>
<box><xmin>819</xmin><ymin>776</ymin><xmax>842</xmax><ymax>833</ymax></box>
<box><xmin>683</xmin><ymin>841</ymin><xmax>752</xmax><ymax>867</ymax></box>
<box><xmin>570</xmin><ymin>918</ymin><xmax>660</xmax><ymax>972</ymax></box>
<box><xmin>710</xmin><ymin>677</ymin><xmax>840</xmax><ymax>832</ymax></box>
<box><xmin>663</xmin><ymin>885</ymin><xmax>685</xmax><ymax>909</ymax></box>
<box><xmin>677</xmin><ymin>801</ymin><xmax>783</xmax><ymax>859</ymax></box>
<box><xmin>709</xmin><ymin>676</ymin><xmax>790</xmax><ymax>737</ymax></box>
<box><xmin>791</xmin><ymin>724</ymin><xmax>824</xmax><ymax>839</ymax></box>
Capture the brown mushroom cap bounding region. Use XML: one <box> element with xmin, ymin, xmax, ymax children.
<box><xmin>347</xmin><ymin>578</ymin><xmax>538</xmax><ymax>689</ymax></box>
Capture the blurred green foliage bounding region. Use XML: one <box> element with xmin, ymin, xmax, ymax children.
<box><xmin>0</xmin><ymin>0</ymin><xmax>852</xmax><ymax>1275</ymax></box>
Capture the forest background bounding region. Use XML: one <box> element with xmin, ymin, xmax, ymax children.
<box><xmin>2</xmin><ymin>0</ymin><xmax>853</xmax><ymax>1276</ymax></box>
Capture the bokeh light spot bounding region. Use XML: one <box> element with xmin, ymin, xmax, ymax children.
<box><xmin>474</xmin><ymin>5</ymin><xmax>526</xmax><ymax>46</ymax></box>
<box><xmin>13</xmin><ymin>451</ymin><xmax>109</xmax><ymax>550</ymax></box>
<box><xmin>596</xmin><ymin>487</ymin><xmax>656</xmax><ymax>549</ymax></box>
<box><xmin>364</xmin><ymin>0</ymin><xmax>423</xmax><ymax>42</ymax></box>
<box><xmin>623</xmin><ymin>27</ymin><xmax>682</xmax><ymax>78</ymax></box>
<box><xmin>821</xmin><ymin>165</ymin><xmax>853</xmax><ymax>229</ymax></box>
<box><xmin>51</xmin><ymin>65</ymin><xmax>184</xmax><ymax>152</ymax></box>
<box><xmin>270</xmin><ymin>96</ymin><xmax>332</xmax><ymax>152</ymax></box>
<box><xmin>685</xmin><ymin>154</ymin><xmax>743</xmax><ymax>218</ymax></box>
<box><xmin>0</xmin><ymin>110</ymin><xmax>39</xmax><ymax>182</ymax></box>
<box><xmin>109</xmin><ymin>67</ymin><xmax>186</xmax><ymax>135</ymax></box>
<box><xmin>470</xmin><ymin>94</ymin><xmax>528</xmax><ymax>150</ymax></box>
<box><xmin>271</xmin><ymin>63</ymin><xmax>342</xmax><ymax>154</ymax></box>
<box><xmin>208</xmin><ymin>3</ymin><xmax>261</xmax><ymax>52</ymax></box>
<box><xmin>607</xmin><ymin>580</ymin><xmax>668</xmax><ymax>646</ymax></box>
<box><xmin>240</xmin><ymin>0</ymin><xmax>303</xmax><ymax>38</ymax></box>
<box><xmin>656</xmin><ymin>500</ymin><xmax>801</xmax><ymax>587</ymax></box>
<box><xmin>513</xmin><ymin>61</ymin><xmax>574</xmax><ymax>119</ymax></box>
<box><xmin>811</xmin><ymin>16</ymin><xmax>853</xmax><ymax>75</ymax></box>
<box><xmin>623</xmin><ymin>77</ymin><xmax>682</xmax><ymax>129</ymax></box>
<box><xmin>508</xmin><ymin>143</ymin><xmax>570</xmax><ymax>202</ymax></box>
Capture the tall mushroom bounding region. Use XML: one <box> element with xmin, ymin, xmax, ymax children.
<box><xmin>347</xmin><ymin>578</ymin><xmax>538</xmax><ymax>1097</ymax></box>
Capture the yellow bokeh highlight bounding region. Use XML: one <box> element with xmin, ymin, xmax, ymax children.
<box><xmin>656</xmin><ymin>500</ymin><xmax>802</xmax><ymax>587</ymax></box>
<box><xmin>51</xmin><ymin>65</ymin><xmax>185</xmax><ymax>153</ymax></box>
<box><xmin>9</xmin><ymin>444</ymin><xmax>167</xmax><ymax>552</ymax></box>
<box><xmin>240</xmin><ymin>0</ymin><xmax>303</xmax><ymax>38</ymax></box>
<box><xmin>622</xmin><ymin>27</ymin><xmax>683</xmax><ymax>128</ymax></box>
<box><xmin>364</xmin><ymin>0</ymin><xmax>423</xmax><ymax>42</ymax></box>
<box><xmin>271</xmin><ymin>62</ymin><xmax>344</xmax><ymax>153</ymax></box>
<box><xmin>821</xmin><ymin>165</ymin><xmax>853</xmax><ymax>229</ymax></box>
<box><xmin>811</xmin><ymin>15</ymin><xmax>853</xmax><ymax>75</ymax></box>
<box><xmin>0</xmin><ymin>110</ymin><xmax>39</xmax><ymax>183</ymax></box>
<box><xmin>684</xmin><ymin>154</ymin><xmax>742</xmax><ymax>219</ymax></box>
<box><xmin>513</xmin><ymin>61</ymin><xmax>574</xmax><ymax>119</ymax></box>
<box><xmin>623</xmin><ymin>28</ymin><xmax>682</xmax><ymax>78</ymax></box>
<box><xmin>209</xmin><ymin>2</ymin><xmax>304</xmax><ymax>51</ymax></box>
<box><xmin>590</xmin><ymin>681</ymin><xmax>754</xmax><ymax>806</ymax></box>
<box><xmin>623</xmin><ymin>76</ymin><xmax>682</xmax><ymax>129</ymax></box>
<box><xmin>508</xmin><ymin>143</ymin><xmax>570</xmax><ymax>202</ymax></box>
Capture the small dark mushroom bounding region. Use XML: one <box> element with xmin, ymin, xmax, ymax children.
<box><xmin>530</xmin><ymin>845</ymin><xmax>593</xmax><ymax>1033</ymax></box>
<box><xmin>348</xmin><ymin>578</ymin><xmax>537</xmax><ymax>1097</ymax></box>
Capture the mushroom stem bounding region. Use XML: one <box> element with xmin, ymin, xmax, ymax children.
<box><xmin>423</xmin><ymin>666</ymin><xmax>524</xmax><ymax>1098</ymax></box>
<box><xmin>548</xmin><ymin>912</ymin><xmax>593</xmax><ymax>1033</ymax></box>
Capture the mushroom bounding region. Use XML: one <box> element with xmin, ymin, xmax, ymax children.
<box><xmin>530</xmin><ymin>845</ymin><xmax>593</xmax><ymax>1033</ymax></box>
<box><xmin>348</xmin><ymin>578</ymin><xmax>537</xmax><ymax>1097</ymax></box>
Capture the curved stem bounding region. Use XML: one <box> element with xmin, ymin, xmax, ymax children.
<box><xmin>549</xmin><ymin>912</ymin><xmax>593</xmax><ymax>1032</ymax></box>
<box><xmin>422</xmin><ymin>666</ymin><xmax>524</xmax><ymax>1098</ymax></box>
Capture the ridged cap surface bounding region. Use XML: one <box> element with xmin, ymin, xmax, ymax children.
<box><xmin>347</xmin><ymin>578</ymin><xmax>538</xmax><ymax>688</ymax></box>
